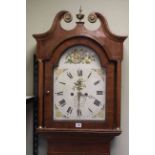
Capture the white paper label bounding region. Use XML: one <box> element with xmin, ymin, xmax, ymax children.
<box><xmin>75</xmin><ymin>123</ymin><xmax>82</xmax><ymax>128</ymax></box>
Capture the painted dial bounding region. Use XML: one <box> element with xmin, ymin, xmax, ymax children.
<box><xmin>53</xmin><ymin>45</ymin><xmax>106</xmax><ymax>121</ymax></box>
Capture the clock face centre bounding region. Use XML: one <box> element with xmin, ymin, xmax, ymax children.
<box><xmin>73</xmin><ymin>78</ymin><xmax>86</xmax><ymax>91</ymax></box>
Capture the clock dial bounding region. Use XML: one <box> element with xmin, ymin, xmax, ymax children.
<box><xmin>53</xmin><ymin>45</ymin><xmax>106</xmax><ymax>121</ymax></box>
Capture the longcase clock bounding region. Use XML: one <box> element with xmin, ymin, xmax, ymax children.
<box><xmin>33</xmin><ymin>9</ymin><xmax>127</xmax><ymax>155</ymax></box>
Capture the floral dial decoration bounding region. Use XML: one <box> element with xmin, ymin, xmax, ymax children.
<box><xmin>65</xmin><ymin>48</ymin><xmax>95</xmax><ymax>64</ymax></box>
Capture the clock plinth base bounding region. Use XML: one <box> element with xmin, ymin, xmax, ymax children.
<box><xmin>36</xmin><ymin>128</ymin><xmax>121</xmax><ymax>155</ymax></box>
<box><xmin>47</xmin><ymin>140</ymin><xmax>110</xmax><ymax>155</ymax></box>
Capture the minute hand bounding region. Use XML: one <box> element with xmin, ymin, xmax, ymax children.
<box><xmin>77</xmin><ymin>92</ymin><xmax>82</xmax><ymax>117</ymax></box>
<box><xmin>77</xmin><ymin>92</ymin><xmax>80</xmax><ymax>109</ymax></box>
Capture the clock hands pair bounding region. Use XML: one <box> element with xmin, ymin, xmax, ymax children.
<box><xmin>77</xmin><ymin>92</ymin><xmax>82</xmax><ymax>116</ymax></box>
<box><xmin>73</xmin><ymin>78</ymin><xmax>97</xmax><ymax>117</ymax></box>
<box><xmin>73</xmin><ymin>79</ymin><xmax>86</xmax><ymax>117</ymax></box>
<box><xmin>76</xmin><ymin>91</ymin><xmax>96</xmax><ymax>116</ymax></box>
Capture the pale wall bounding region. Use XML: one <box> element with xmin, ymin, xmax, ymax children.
<box><xmin>26</xmin><ymin>0</ymin><xmax>129</xmax><ymax>155</ymax></box>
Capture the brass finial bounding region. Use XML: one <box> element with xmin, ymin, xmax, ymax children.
<box><xmin>76</xmin><ymin>6</ymin><xmax>85</xmax><ymax>22</ymax></box>
<box><xmin>88</xmin><ymin>13</ymin><xmax>97</xmax><ymax>23</ymax></box>
<box><xmin>63</xmin><ymin>12</ymin><xmax>73</xmax><ymax>23</ymax></box>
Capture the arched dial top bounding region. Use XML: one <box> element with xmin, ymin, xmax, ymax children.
<box><xmin>54</xmin><ymin>45</ymin><xmax>106</xmax><ymax>121</ymax></box>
